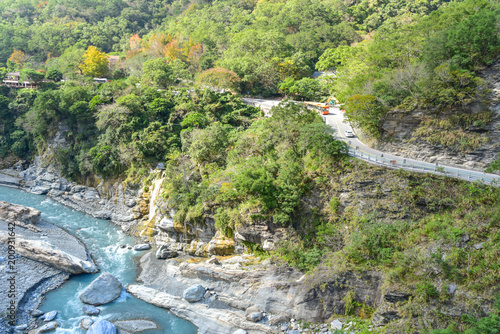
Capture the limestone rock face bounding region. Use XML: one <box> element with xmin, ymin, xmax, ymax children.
<box><xmin>15</xmin><ymin>158</ymin><xmax>140</xmax><ymax>230</ymax></box>
<box><xmin>79</xmin><ymin>273</ymin><xmax>122</xmax><ymax>306</ymax></box>
<box><xmin>183</xmin><ymin>284</ymin><xmax>205</xmax><ymax>302</ymax></box>
<box><xmin>127</xmin><ymin>285</ymin><xmax>274</xmax><ymax>334</ymax></box>
<box><xmin>207</xmin><ymin>232</ymin><xmax>235</xmax><ymax>256</ymax></box>
<box><xmin>157</xmin><ymin>217</ymin><xmax>175</xmax><ymax>232</ymax></box>
<box><xmin>86</xmin><ymin>320</ymin><xmax>117</xmax><ymax>334</ymax></box>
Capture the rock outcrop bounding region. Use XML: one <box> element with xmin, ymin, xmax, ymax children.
<box><xmin>374</xmin><ymin>60</ymin><xmax>500</xmax><ymax>173</ymax></box>
<box><xmin>136</xmin><ymin>252</ymin><xmax>384</xmax><ymax>327</ymax></box>
<box><xmin>0</xmin><ymin>201</ymin><xmax>41</xmax><ymax>225</ymax></box>
<box><xmin>0</xmin><ymin>233</ymin><xmax>98</xmax><ymax>274</ymax></box>
<box><xmin>6</xmin><ymin>156</ymin><xmax>140</xmax><ymax>231</ymax></box>
<box><xmin>127</xmin><ymin>285</ymin><xmax>274</xmax><ymax>334</ymax></box>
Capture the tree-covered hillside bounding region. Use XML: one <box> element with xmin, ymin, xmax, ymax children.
<box><xmin>0</xmin><ymin>1</ymin><xmax>499</xmax><ymax>332</ymax></box>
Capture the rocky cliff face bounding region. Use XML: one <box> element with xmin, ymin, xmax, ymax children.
<box><xmin>133</xmin><ymin>252</ymin><xmax>388</xmax><ymax>333</ymax></box>
<box><xmin>6</xmin><ymin>156</ymin><xmax>141</xmax><ymax>231</ymax></box>
<box><xmin>375</xmin><ymin>60</ymin><xmax>500</xmax><ymax>172</ymax></box>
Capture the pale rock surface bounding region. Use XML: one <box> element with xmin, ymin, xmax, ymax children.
<box><xmin>79</xmin><ymin>273</ymin><xmax>122</xmax><ymax>305</ymax></box>
<box><xmin>127</xmin><ymin>285</ymin><xmax>274</xmax><ymax>334</ymax></box>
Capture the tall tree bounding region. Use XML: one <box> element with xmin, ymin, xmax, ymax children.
<box><xmin>79</xmin><ymin>46</ymin><xmax>109</xmax><ymax>78</ymax></box>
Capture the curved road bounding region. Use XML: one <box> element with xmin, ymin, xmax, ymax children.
<box><xmin>243</xmin><ymin>98</ymin><xmax>500</xmax><ymax>185</ymax></box>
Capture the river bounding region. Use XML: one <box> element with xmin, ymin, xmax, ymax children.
<box><xmin>0</xmin><ymin>186</ymin><xmax>197</xmax><ymax>333</ymax></box>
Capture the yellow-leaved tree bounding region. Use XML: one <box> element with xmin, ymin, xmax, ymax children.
<box><xmin>79</xmin><ymin>46</ymin><xmax>109</xmax><ymax>77</ymax></box>
<box><xmin>8</xmin><ymin>49</ymin><xmax>29</xmax><ymax>66</ymax></box>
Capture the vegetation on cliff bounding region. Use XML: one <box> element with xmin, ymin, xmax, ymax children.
<box><xmin>0</xmin><ymin>0</ymin><xmax>499</xmax><ymax>332</ymax></box>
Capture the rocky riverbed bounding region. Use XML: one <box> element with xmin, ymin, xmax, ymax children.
<box><xmin>0</xmin><ymin>157</ymin><xmax>140</xmax><ymax>231</ymax></box>
<box><xmin>0</xmin><ymin>201</ymin><xmax>97</xmax><ymax>333</ymax></box>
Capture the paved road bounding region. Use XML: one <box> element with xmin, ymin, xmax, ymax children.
<box><xmin>243</xmin><ymin>98</ymin><xmax>500</xmax><ymax>185</ymax></box>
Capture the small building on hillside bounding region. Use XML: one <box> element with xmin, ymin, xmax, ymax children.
<box><xmin>108</xmin><ymin>56</ymin><xmax>120</xmax><ymax>70</ymax></box>
<box><xmin>5</xmin><ymin>72</ymin><xmax>21</xmax><ymax>80</ymax></box>
<box><xmin>2</xmin><ymin>72</ymin><xmax>36</xmax><ymax>88</ymax></box>
<box><xmin>312</xmin><ymin>71</ymin><xmax>336</xmax><ymax>80</ymax></box>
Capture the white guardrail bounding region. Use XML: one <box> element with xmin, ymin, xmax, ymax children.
<box><xmin>345</xmin><ymin>144</ymin><xmax>499</xmax><ymax>186</ymax></box>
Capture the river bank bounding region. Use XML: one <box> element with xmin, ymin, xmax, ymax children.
<box><xmin>0</xmin><ymin>201</ymin><xmax>97</xmax><ymax>333</ymax></box>
<box><xmin>0</xmin><ymin>183</ymin><xmax>197</xmax><ymax>334</ymax></box>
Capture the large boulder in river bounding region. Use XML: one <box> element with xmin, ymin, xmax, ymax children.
<box><xmin>79</xmin><ymin>273</ymin><xmax>122</xmax><ymax>306</ymax></box>
<box><xmin>182</xmin><ymin>284</ymin><xmax>205</xmax><ymax>302</ymax></box>
<box><xmin>86</xmin><ymin>320</ymin><xmax>117</xmax><ymax>334</ymax></box>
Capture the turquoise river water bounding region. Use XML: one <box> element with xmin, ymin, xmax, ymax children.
<box><xmin>0</xmin><ymin>186</ymin><xmax>197</xmax><ymax>334</ymax></box>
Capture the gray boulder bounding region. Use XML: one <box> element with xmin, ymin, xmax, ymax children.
<box><xmin>182</xmin><ymin>284</ymin><xmax>205</xmax><ymax>302</ymax></box>
<box><xmin>30</xmin><ymin>185</ymin><xmax>51</xmax><ymax>195</ymax></box>
<box><xmin>79</xmin><ymin>273</ymin><xmax>122</xmax><ymax>306</ymax></box>
<box><xmin>268</xmin><ymin>314</ymin><xmax>288</xmax><ymax>325</ymax></box>
<box><xmin>34</xmin><ymin>321</ymin><xmax>58</xmax><ymax>333</ymax></box>
<box><xmin>30</xmin><ymin>309</ymin><xmax>44</xmax><ymax>317</ymax></box>
<box><xmin>42</xmin><ymin>310</ymin><xmax>58</xmax><ymax>322</ymax></box>
<box><xmin>133</xmin><ymin>243</ymin><xmax>151</xmax><ymax>251</ymax></box>
<box><xmin>246</xmin><ymin>312</ymin><xmax>263</xmax><ymax>322</ymax></box>
<box><xmin>81</xmin><ymin>317</ymin><xmax>93</xmax><ymax>330</ymax></box>
<box><xmin>206</xmin><ymin>256</ymin><xmax>220</xmax><ymax>265</ymax></box>
<box><xmin>83</xmin><ymin>305</ymin><xmax>100</xmax><ymax>316</ymax></box>
<box><xmin>245</xmin><ymin>306</ymin><xmax>262</xmax><ymax>322</ymax></box>
<box><xmin>330</xmin><ymin>319</ymin><xmax>343</xmax><ymax>330</ymax></box>
<box><xmin>87</xmin><ymin>320</ymin><xmax>117</xmax><ymax>334</ymax></box>
<box><xmin>156</xmin><ymin>245</ymin><xmax>178</xmax><ymax>259</ymax></box>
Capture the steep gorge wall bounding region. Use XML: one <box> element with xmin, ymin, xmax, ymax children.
<box><xmin>374</xmin><ymin>61</ymin><xmax>500</xmax><ymax>172</ymax></box>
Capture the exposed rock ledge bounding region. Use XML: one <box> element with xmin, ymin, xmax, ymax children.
<box><xmin>0</xmin><ymin>233</ymin><xmax>97</xmax><ymax>274</ymax></box>
<box><xmin>127</xmin><ymin>285</ymin><xmax>275</xmax><ymax>334</ymax></box>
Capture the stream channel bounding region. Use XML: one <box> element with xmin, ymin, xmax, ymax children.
<box><xmin>0</xmin><ymin>186</ymin><xmax>197</xmax><ymax>333</ymax></box>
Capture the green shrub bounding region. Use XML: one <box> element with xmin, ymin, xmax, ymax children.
<box><xmin>417</xmin><ymin>282</ymin><xmax>439</xmax><ymax>300</ymax></box>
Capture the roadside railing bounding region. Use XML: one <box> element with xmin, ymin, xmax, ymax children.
<box><xmin>346</xmin><ymin>145</ymin><xmax>499</xmax><ymax>186</ymax></box>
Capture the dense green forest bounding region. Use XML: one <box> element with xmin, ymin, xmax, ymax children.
<box><xmin>0</xmin><ymin>0</ymin><xmax>499</xmax><ymax>332</ymax></box>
